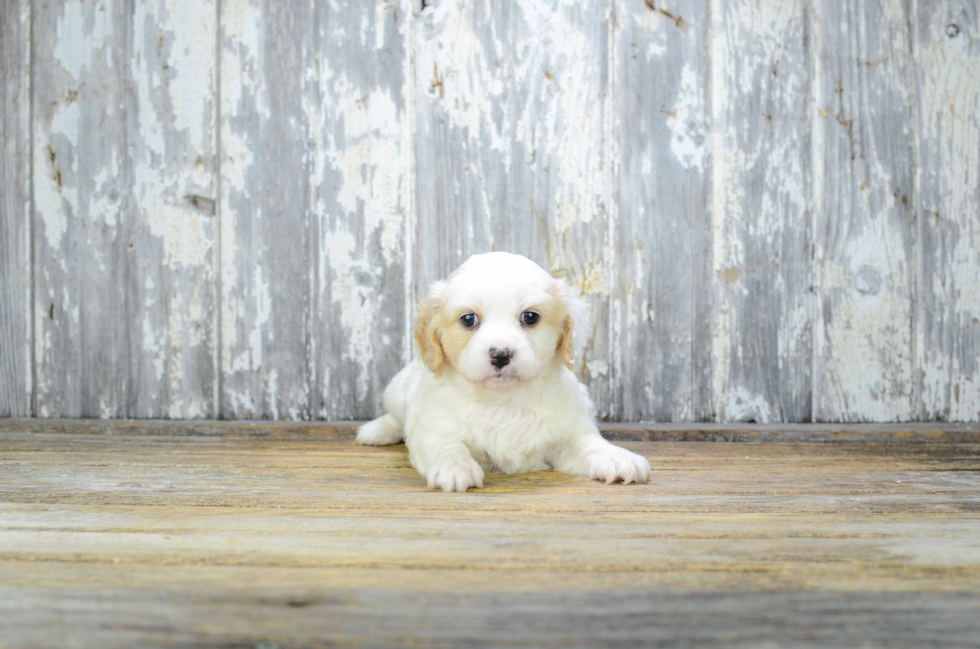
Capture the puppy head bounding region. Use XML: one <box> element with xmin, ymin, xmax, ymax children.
<box><xmin>414</xmin><ymin>252</ymin><xmax>589</xmax><ymax>388</ymax></box>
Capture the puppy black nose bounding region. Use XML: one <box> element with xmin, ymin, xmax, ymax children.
<box><xmin>489</xmin><ymin>348</ymin><xmax>512</xmax><ymax>368</ymax></box>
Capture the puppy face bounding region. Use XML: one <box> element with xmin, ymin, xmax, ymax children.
<box><xmin>414</xmin><ymin>252</ymin><xmax>588</xmax><ymax>388</ymax></box>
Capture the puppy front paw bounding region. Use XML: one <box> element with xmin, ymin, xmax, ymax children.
<box><xmin>589</xmin><ymin>447</ymin><xmax>650</xmax><ymax>485</ymax></box>
<box><xmin>426</xmin><ymin>458</ymin><xmax>485</xmax><ymax>492</ymax></box>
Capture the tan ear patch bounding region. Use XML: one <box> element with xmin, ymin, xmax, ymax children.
<box><xmin>547</xmin><ymin>280</ymin><xmax>578</xmax><ymax>368</ymax></box>
<box><xmin>414</xmin><ymin>297</ymin><xmax>445</xmax><ymax>376</ymax></box>
<box><xmin>559</xmin><ymin>313</ymin><xmax>575</xmax><ymax>368</ymax></box>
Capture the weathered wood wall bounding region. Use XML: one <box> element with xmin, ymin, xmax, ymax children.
<box><xmin>0</xmin><ymin>0</ymin><xmax>978</xmax><ymax>422</ymax></box>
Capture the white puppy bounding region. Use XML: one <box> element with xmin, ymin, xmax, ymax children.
<box><xmin>356</xmin><ymin>252</ymin><xmax>651</xmax><ymax>492</ymax></box>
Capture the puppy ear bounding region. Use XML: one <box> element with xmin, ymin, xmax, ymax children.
<box><xmin>556</xmin><ymin>281</ymin><xmax>591</xmax><ymax>368</ymax></box>
<box><xmin>414</xmin><ymin>285</ymin><xmax>446</xmax><ymax>376</ymax></box>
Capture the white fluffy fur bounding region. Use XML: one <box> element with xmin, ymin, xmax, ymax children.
<box><xmin>356</xmin><ymin>252</ymin><xmax>650</xmax><ymax>492</ymax></box>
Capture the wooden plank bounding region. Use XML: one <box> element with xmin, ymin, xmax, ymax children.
<box><xmin>32</xmin><ymin>0</ymin><xmax>217</xmax><ymax>418</ymax></box>
<box><xmin>4</xmin><ymin>504</ymin><xmax>980</xmax><ymax>571</ymax></box>
<box><xmin>0</xmin><ymin>427</ymin><xmax>978</xmax><ymax>647</ymax></box>
<box><xmin>219</xmin><ymin>0</ymin><xmax>314</xmax><ymax>419</ymax></box>
<box><xmin>1</xmin><ymin>428</ymin><xmax>978</xmax><ymax>514</ymax></box>
<box><xmin>612</xmin><ymin>0</ymin><xmax>711</xmax><ymax>421</ymax></box>
<box><xmin>0</xmin><ymin>0</ymin><xmax>31</xmax><ymax>417</ymax></box>
<box><xmin>916</xmin><ymin>2</ymin><xmax>980</xmax><ymax>422</ymax></box>
<box><xmin>2</xmin><ymin>560</ymin><xmax>979</xmax><ymax>601</ymax></box>
<box><xmin>413</xmin><ymin>0</ymin><xmax>613</xmax><ymax>415</ymax></box>
<box><xmin>1</xmin><ymin>580</ymin><xmax>976</xmax><ymax>649</ymax></box>
<box><xmin>2</xmin><ymin>419</ymin><xmax>980</xmax><ymax>443</ymax></box>
<box><xmin>811</xmin><ymin>0</ymin><xmax>916</xmax><ymax>421</ymax></box>
<box><xmin>312</xmin><ymin>1</ymin><xmax>411</xmax><ymax>419</ymax></box>
<box><xmin>128</xmin><ymin>0</ymin><xmax>218</xmax><ymax>419</ymax></box>
<box><xmin>709</xmin><ymin>0</ymin><xmax>812</xmax><ymax>422</ymax></box>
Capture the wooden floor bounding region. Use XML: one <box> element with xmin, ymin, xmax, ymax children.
<box><xmin>1</xmin><ymin>421</ymin><xmax>979</xmax><ymax>648</ymax></box>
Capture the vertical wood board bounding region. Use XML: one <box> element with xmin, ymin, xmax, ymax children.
<box><xmin>219</xmin><ymin>0</ymin><xmax>313</xmax><ymax>419</ymax></box>
<box><xmin>915</xmin><ymin>1</ymin><xmax>980</xmax><ymax>422</ymax></box>
<box><xmin>0</xmin><ymin>0</ymin><xmax>32</xmax><ymax>417</ymax></box>
<box><xmin>32</xmin><ymin>0</ymin><xmax>217</xmax><ymax>418</ymax></box>
<box><xmin>612</xmin><ymin>0</ymin><xmax>712</xmax><ymax>421</ymax></box>
<box><xmin>710</xmin><ymin>0</ymin><xmax>813</xmax><ymax>422</ymax></box>
<box><xmin>311</xmin><ymin>0</ymin><xmax>411</xmax><ymax>419</ymax></box>
<box><xmin>812</xmin><ymin>0</ymin><xmax>916</xmax><ymax>421</ymax></box>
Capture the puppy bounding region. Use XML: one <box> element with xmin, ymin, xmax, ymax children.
<box><xmin>356</xmin><ymin>252</ymin><xmax>650</xmax><ymax>492</ymax></box>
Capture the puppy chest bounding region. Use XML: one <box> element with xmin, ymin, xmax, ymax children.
<box><xmin>463</xmin><ymin>416</ymin><xmax>556</xmax><ymax>474</ymax></box>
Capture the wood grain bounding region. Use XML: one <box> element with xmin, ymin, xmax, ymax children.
<box><xmin>413</xmin><ymin>0</ymin><xmax>613</xmax><ymax>415</ymax></box>
<box><xmin>709</xmin><ymin>0</ymin><xmax>812</xmax><ymax>422</ymax></box>
<box><xmin>219</xmin><ymin>0</ymin><xmax>314</xmax><ymax>419</ymax></box>
<box><xmin>612</xmin><ymin>0</ymin><xmax>711</xmax><ymax>421</ymax></box>
<box><xmin>916</xmin><ymin>1</ymin><xmax>980</xmax><ymax>421</ymax></box>
<box><xmin>1</xmin><ymin>0</ymin><xmax>980</xmax><ymax>423</ymax></box>
<box><xmin>3</xmin><ymin>418</ymin><xmax>980</xmax><ymax>443</ymax></box>
<box><xmin>312</xmin><ymin>0</ymin><xmax>411</xmax><ymax>419</ymax></box>
<box><xmin>0</xmin><ymin>421</ymin><xmax>978</xmax><ymax>647</ymax></box>
<box><xmin>32</xmin><ymin>0</ymin><xmax>217</xmax><ymax>418</ymax></box>
<box><xmin>219</xmin><ymin>0</ymin><xmax>412</xmax><ymax>420</ymax></box>
<box><xmin>0</xmin><ymin>0</ymin><xmax>31</xmax><ymax>417</ymax></box>
<box><xmin>812</xmin><ymin>0</ymin><xmax>916</xmax><ymax>422</ymax></box>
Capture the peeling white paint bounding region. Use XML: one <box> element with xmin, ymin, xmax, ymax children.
<box><xmin>711</xmin><ymin>0</ymin><xmax>810</xmax><ymax>421</ymax></box>
<box><xmin>667</xmin><ymin>64</ymin><xmax>707</xmax><ymax>170</ymax></box>
<box><xmin>145</xmin><ymin>201</ymin><xmax>211</xmax><ymax>269</ymax></box>
<box><xmin>34</xmin><ymin>99</ymin><xmax>82</xmax><ymax>251</ymax></box>
<box><xmin>164</xmin><ymin>1</ymin><xmax>216</xmax><ymax>152</ymax></box>
<box><xmin>916</xmin><ymin>7</ymin><xmax>980</xmax><ymax>421</ymax></box>
<box><xmin>723</xmin><ymin>387</ymin><xmax>772</xmax><ymax>423</ymax></box>
<box><xmin>418</xmin><ymin>0</ymin><xmax>606</xmax><ymax>231</ymax></box>
<box><xmin>18</xmin><ymin>0</ymin><xmax>980</xmax><ymax>423</ymax></box>
<box><xmin>586</xmin><ymin>360</ymin><xmax>609</xmax><ymax>378</ymax></box>
<box><xmin>53</xmin><ymin>1</ymin><xmax>113</xmax><ymax>82</ymax></box>
<box><xmin>322</xmin><ymin>229</ymin><xmax>376</xmax><ymax>385</ymax></box>
<box><xmin>810</xmin><ymin>0</ymin><xmax>916</xmax><ymax>421</ymax></box>
<box><xmin>322</xmin><ymin>82</ymin><xmax>404</xmax><ymax>257</ymax></box>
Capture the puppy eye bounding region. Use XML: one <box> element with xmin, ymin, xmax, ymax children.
<box><xmin>520</xmin><ymin>311</ymin><xmax>539</xmax><ymax>326</ymax></box>
<box><xmin>460</xmin><ymin>313</ymin><xmax>479</xmax><ymax>328</ymax></box>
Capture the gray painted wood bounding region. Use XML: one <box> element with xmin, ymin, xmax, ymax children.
<box><xmin>1</xmin><ymin>0</ymin><xmax>979</xmax><ymax>423</ymax></box>
<box><xmin>709</xmin><ymin>0</ymin><xmax>812</xmax><ymax>422</ymax></box>
<box><xmin>3</xmin><ymin>418</ymin><xmax>980</xmax><ymax>444</ymax></box>
<box><xmin>0</xmin><ymin>0</ymin><xmax>31</xmax><ymax>417</ymax></box>
<box><xmin>413</xmin><ymin>0</ymin><xmax>614</xmax><ymax>416</ymax></box>
<box><xmin>612</xmin><ymin>0</ymin><xmax>712</xmax><ymax>422</ymax></box>
<box><xmin>219</xmin><ymin>0</ymin><xmax>411</xmax><ymax>420</ymax></box>
<box><xmin>916</xmin><ymin>1</ymin><xmax>980</xmax><ymax>422</ymax></box>
<box><xmin>32</xmin><ymin>0</ymin><xmax>217</xmax><ymax>418</ymax></box>
<box><xmin>312</xmin><ymin>0</ymin><xmax>411</xmax><ymax>420</ymax></box>
<box><xmin>219</xmin><ymin>0</ymin><xmax>315</xmax><ymax>419</ymax></box>
<box><xmin>812</xmin><ymin>0</ymin><xmax>916</xmax><ymax>421</ymax></box>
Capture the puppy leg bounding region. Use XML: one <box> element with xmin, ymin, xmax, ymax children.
<box><xmin>355</xmin><ymin>414</ymin><xmax>403</xmax><ymax>446</ymax></box>
<box><xmin>356</xmin><ymin>361</ymin><xmax>423</xmax><ymax>446</ymax></box>
<box><xmin>407</xmin><ymin>435</ymin><xmax>484</xmax><ymax>493</ymax></box>
<box><xmin>548</xmin><ymin>430</ymin><xmax>651</xmax><ymax>485</ymax></box>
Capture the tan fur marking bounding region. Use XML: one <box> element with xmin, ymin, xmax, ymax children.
<box><xmin>545</xmin><ymin>281</ymin><xmax>576</xmax><ymax>368</ymax></box>
<box><xmin>559</xmin><ymin>314</ymin><xmax>575</xmax><ymax>368</ymax></box>
<box><xmin>435</xmin><ymin>309</ymin><xmax>473</xmax><ymax>370</ymax></box>
<box><xmin>414</xmin><ymin>298</ymin><xmax>445</xmax><ymax>376</ymax></box>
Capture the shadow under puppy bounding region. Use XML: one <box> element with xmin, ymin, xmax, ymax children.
<box><xmin>356</xmin><ymin>252</ymin><xmax>650</xmax><ymax>492</ymax></box>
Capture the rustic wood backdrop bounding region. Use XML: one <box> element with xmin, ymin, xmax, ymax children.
<box><xmin>1</xmin><ymin>0</ymin><xmax>978</xmax><ymax>422</ymax></box>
